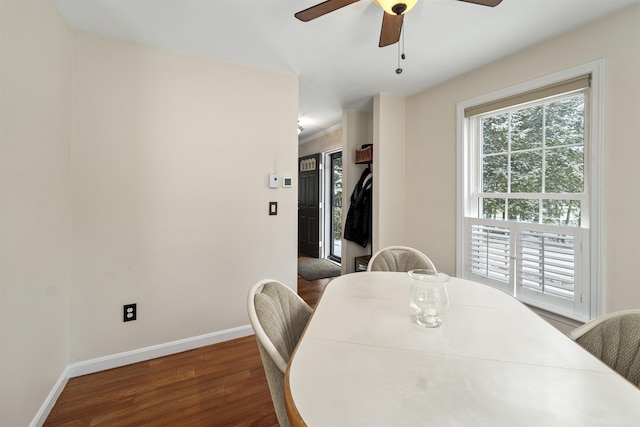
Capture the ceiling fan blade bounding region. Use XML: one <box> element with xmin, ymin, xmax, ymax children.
<box><xmin>295</xmin><ymin>0</ymin><xmax>360</xmax><ymax>22</ymax></box>
<box><xmin>457</xmin><ymin>0</ymin><xmax>503</xmax><ymax>6</ymax></box>
<box><xmin>379</xmin><ymin>12</ymin><xmax>403</xmax><ymax>48</ymax></box>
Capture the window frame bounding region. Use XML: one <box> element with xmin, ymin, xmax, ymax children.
<box><xmin>456</xmin><ymin>61</ymin><xmax>605</xmax><ymax>323</ymax></box>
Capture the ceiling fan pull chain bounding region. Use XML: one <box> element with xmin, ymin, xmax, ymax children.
<box><xmin>396</xmin><ymin>19</ymin><xmax>405</xmax><ymax>75</ymax></box>
<box><xmin>402</xmin><ymin>20</ymin><xmax>406</xmax><ymax>61</ymax></box>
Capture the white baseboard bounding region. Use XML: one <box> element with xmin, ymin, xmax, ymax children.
<box><xmin>30</xmin><ymin>366</ymin><xmax>71</xmax><ymax>427</ymax></box>
<box><xmin>31</xmin><ymin>325</ymin><xmax>254</xmax><ymax>427</ymax></box>
<box><xmin>67</xmin><ymin>324</ymin><xmax>254</xmax><ymax>377</ymax></box>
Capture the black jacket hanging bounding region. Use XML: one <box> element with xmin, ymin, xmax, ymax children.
<box><xmin>344</xmin><ymin>167</ymin><xmax>372</xmax><ymax>248</ymax></box>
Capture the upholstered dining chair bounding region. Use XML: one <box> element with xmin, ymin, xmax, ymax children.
<box><xmin>568</xmin><ymin>309</ymin><xmax>640</xmax><ymax>388</ymax></box>
<box><xmin>367</xmin><ymin>245</ymin><xmax>437</xmax><ymax>273</ymax></box>
<box><xmin>247</xmin><ymin>279</ymin><xmax>312</xmax><ymax>427</ymax></box>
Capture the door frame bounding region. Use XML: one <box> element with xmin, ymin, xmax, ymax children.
<box><xmin>323</xmin><ymin>149</ymin><xmax>342</xmax><ymax>264</ymax></box>
<box><xmin>298</xmin><ymin>154</ymin><xmax>321</xmax><ymax>258</ymax></box>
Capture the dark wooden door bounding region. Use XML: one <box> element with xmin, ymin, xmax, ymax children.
<box><xmin>298</xmin><ymin>154</ymin><xmax>320</xmax><ymax>257</ymax></box>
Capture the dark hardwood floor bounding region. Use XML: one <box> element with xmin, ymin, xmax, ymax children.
<box><xmin>44</xmin><ymin>270</ymin><xmax>333</xmax><ymax>426</ymax></box>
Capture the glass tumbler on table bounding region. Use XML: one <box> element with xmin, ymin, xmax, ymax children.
<box><xmin>408</xmin><ymin>269</ymin><xmax>450</xmax><ymax>328</ymax></box>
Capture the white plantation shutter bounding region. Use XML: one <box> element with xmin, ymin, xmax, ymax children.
<box><xmin>470</xmin><ymin>223</ymin><xmax>511</xmax><ymax>284</ymax></box>
<box><xmin>519</xmin><ymin>230</ymin><xmax>575</xmax><ymax>299</ymax></box>
<box><xmin>466</xmin><ymin>219</ymin><xmax>586</xmax><ymax>318</ymax></box>
<box><xmin>516</xmin><ymin>224</ymin><xmax>585</xmax><ymax>316</ymax></box>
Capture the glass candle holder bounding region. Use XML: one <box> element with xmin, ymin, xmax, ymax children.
<box><xmin>408</xmin><ymin>269</ymin><xmax>450</xmax><ymax>328</ymax></box>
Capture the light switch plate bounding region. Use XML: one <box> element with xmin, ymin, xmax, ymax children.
<box><xmin>269</xmin><ymin>202</ymin><xmax>277</xmax><ymax>215</ymax></box>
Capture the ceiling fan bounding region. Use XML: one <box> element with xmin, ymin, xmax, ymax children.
<box><xmin>295</xmin><ymin>0</ymin><xmax>504</xmax><ymax>48</ymax></box>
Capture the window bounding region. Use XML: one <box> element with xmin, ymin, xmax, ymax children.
<box><xmin>457</xmin><ymin>63</ymin><xmax>604</xmax><ymax>322</ymax></box>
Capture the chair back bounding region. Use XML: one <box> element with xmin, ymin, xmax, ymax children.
<box><xmin>568</xmin><ymin>309</ymin><xmax>640</xmax><ymax>387</ymax></box>
<box><xmin>367</xmin><ymin>245</ymin><xmax>436</xmax><ymax>272</ymax></box>
<box><xmin>247</xmin><ymin>279</ymin><xmax>312</xmax><ymax>426</ymax></box>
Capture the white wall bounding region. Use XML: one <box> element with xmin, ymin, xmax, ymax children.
<box><xmin>404</xmin><ymin>4</ymin><xmax>640</xmax><ymax>309</ymax></box>
<box><xmin>70</xmin><ymin>32</ymin><xmax>299</xmax><ymax>362</ymax></box>
<box><xmin>0</xmin><ymin>1</ymin><xmax>72</xmax><ymax>425</ymax></box>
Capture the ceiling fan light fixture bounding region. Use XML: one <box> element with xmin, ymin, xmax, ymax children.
<box><xmin>375</xmin><ymin>0</ymin><xmax>418</xmax><ymax>15</ymax></box>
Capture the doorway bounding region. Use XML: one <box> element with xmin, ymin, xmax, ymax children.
<box><xmin>297</xmin><ymin>150</ymin><xmax>343</xmax><ymax>265</ymax></box>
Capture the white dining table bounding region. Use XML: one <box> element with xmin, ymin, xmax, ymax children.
<box><xmin>284</xmin><ymin>272</ymin><xmax>640</xmax><ymax>426</ymax></box>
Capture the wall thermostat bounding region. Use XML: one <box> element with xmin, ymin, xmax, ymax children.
<box><xmin>283</xmin><ymin>176</ymin><xmax>293</xmax><ymax>188</ymax></box>
<box><xmin>269</xmin><ymin>173</ymin><xmax>278</xmax><ymax>188</ymax></box>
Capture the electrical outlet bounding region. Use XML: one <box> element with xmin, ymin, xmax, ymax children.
<box><xmin>123</xmin><ymin>303</ymin><xmax>137</xmax><ymax>322</ymax></box>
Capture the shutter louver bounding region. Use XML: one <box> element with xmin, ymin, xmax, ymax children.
<box><xmin>470</xmin><ymin>224</ymin><xmax>510</xmax><ymax>283</ymax></box>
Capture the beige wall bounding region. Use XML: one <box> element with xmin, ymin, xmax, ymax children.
<box><xmin>0</xmin><ymin>1</ymin><xmax>72</xmax><ymax>425</ymax></box>
<box><xmin>373</xmin><ymin>94</ymin><xmax>407</xmax><ymax>252</ymax></box>
<box><xmin>404</xmin><ymin>4</ymin><xmax>640</xmax><ymax>310</ymax></box>
<box><xmin>1</xmin><ymin>2</ymin><xmax>298</xmax><ymax>423</ymax></box>
<box><xmin>71</xmin><ymin>32</ymin><xmax>299</xmax><ymax>362</ymax></box>
<box><xmin>298</xmin><ymin>126</ymin><xmax>342</xmax><ymax>158</ymax></box>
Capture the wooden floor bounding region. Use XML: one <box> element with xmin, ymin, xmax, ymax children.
<box><xmin>44</xmin><ymin>272</ymin><xmax>332</xmax><ymax>426</ymax></box>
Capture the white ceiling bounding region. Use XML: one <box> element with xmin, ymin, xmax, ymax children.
<box><xmin>54</xmin><ymin>0</ymin><xmax>639</xmax><ymax>141</ymax></box>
